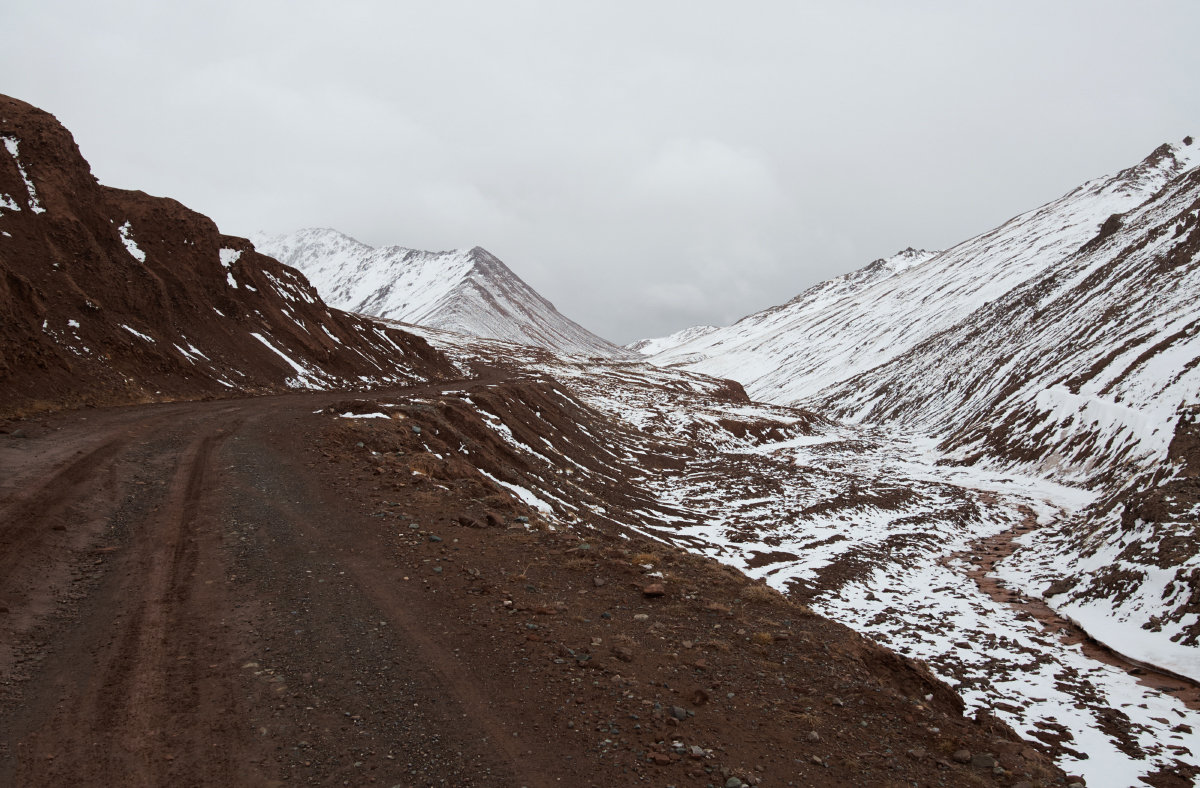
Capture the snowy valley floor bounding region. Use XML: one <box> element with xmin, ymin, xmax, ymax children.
<box><xmin>410</xmin><ymin>329</ymin><xmax>1200</xmax><ymax>787</ymax></box>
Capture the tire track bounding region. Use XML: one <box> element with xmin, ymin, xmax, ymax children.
<box><xmin>2</xmin><ymin>411</ymin><xmax>264</xmax><ymax>787</ymax></box>
<box><xmin>0</xmin><ymin>437</ymin><xmax>124</xmax><ymax>582</ymax></box>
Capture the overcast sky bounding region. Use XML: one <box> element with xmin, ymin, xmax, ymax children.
<box><xmin>4</xmin><ymin>2</ymin><xmax>1199</xmax><ymax>344</ymax></box>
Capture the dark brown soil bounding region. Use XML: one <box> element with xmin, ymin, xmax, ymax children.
<box><xmin>0</xmin><ymin>386</ymin><xmax>1068</xmax><ymax>787</ymax></box>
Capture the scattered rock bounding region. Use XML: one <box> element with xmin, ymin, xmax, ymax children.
<box><xmin>806</xmin><ymin>730</ymin><xmax>820</xmax><ymax>743</ymax></box>
<box><xmin>951</xmin><ymin>749</ymin><xmax>972</xmax><ymax>764</ymax></box>
<box><xmin>971</xmin><ymin>753</ymin><xmax>996</xmax><ymax>769</ymax></box>
<box><xmin>670</xmin><ymin>705</ymin><xmax>688</xmax><ymax>720</ymax></box>
<box><xmin>724</xmin><ymin>778</ymin><xmax>743</xmax><ymax>788</ymax></box>
<box><xmin>611</xmin><ymin>646</ymin><xmax>634</xmax><ymax>663</ymax></box>
<box><xmin>633</xmin><ymin>613</ymin><xmax>649</xmax><ymax>622</ymax></box>
<box><xmin>642</xmin><ymin>582</ymin><xmax>666</xmax><ymax>597</ymax></box>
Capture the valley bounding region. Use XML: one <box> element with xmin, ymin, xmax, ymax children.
<box><xmin>406</xmin><ymin>330</ymin><xmax>1200</xmax><ymax>787</ymax></box>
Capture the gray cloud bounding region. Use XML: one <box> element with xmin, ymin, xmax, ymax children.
<box><xmin>4</xmin><ymin>1</ymin><xmax>1199</xmax><ymax>344</ymax></box>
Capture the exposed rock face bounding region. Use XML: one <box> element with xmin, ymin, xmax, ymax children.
<box><xmin>254</xmin><ymin>228</ymin><xmax>631</xmax><ymax>359</ymax></box>
<box><xmin>0</xmin><ymin>94</ymin><xmax>453</xmax><ymax>416</ymax></box>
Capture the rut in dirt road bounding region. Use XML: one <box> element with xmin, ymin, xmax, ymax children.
<box><xmin>0</xmin><ymin>409</ymin><xmax>263</xmax><ymax>786</ymax></box>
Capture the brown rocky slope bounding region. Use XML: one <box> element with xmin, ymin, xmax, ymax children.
<box><xmin>0</xmin><ymin>94</ymin><xmax>453</xmax><ymax>417</ymax></box>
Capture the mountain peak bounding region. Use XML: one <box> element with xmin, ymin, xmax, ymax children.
<box><xmin>256</xmin><ymin>232</ymin><xmax>629</xmax><ymax>358</ymax></box>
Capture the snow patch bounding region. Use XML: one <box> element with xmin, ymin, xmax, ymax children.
<box><xmin>1</xmin><ymin>136</ymin><xmax>45</xmax><ymax>214</ymax></box>
<box><xmin>118</xmin><ymin>222</ymin><xmax>146</xmax><ymax>262</ymax></box>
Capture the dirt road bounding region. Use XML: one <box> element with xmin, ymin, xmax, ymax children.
<box><xmin>0</xmin><ymin>390</ymin><xmax>552</xmax><ymax>787</ymax></box>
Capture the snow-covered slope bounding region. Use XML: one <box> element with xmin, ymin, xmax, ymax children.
<box><xmin>818</xmin><ymin>156</ymin><xmax>1200</xmax><ymax>482</ymax></box>
<box><xmin>253</xmin><ymin>229</ymin><xmax>629</xmax><ymax>358</ymax></box>
<box><xmin>625</xmin><ymin>323</ymin><xmax>720</xmax><ymax>356</ymax></box>
<box><xmin>643</xmin><ymin>141</ymin><xmax>1200</xmax><ymax>413</ymax></box>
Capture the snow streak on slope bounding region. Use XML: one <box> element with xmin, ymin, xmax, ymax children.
<box><xmin>254</xmin><ymin>228</ymin><xmax>628</xmax><ymax>359</ymax></box>
<box><xmin>643</xmin><ymin>141</ymin><xmax>1200</xmax><ymax>412</ymax></box>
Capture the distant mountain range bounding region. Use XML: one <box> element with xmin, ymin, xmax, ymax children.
<box><xmin>253</xmin><ymin>229</ymin><xmax>629</xmax><ymax>359</ymax></box>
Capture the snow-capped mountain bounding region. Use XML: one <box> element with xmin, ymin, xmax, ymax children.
<box><xmin>253</xmin><ymin>229</ymin><xmax>629</xmax><ymax>359</ymax></box>
<box><xmin>642</xmin><ymin>141</ymin><xmax>1199</xmax><ymax>418</ymax></box>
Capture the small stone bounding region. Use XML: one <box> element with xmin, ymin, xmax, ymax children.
<box><xmin>408</xmin><ymin>523</ymin><xmax>420</xmax><ymax>529</ymax></box>
<box><xmin>611</xmin><ymin>646</ymin><xmax>634</xmax><ymax>663</ymax></box>
<box><xmin>514</xmin><ymin>516</ymin><xmax>529</xmax><ymax>524</ymax></box>
<box><xmin>411</xmin><ymin>425</ymin><xmax>421</xmax><ymax>434</ymax></box>
<box><xmin>651</xmin><ymin>752</ymin><xmax>671</xmax><ymax>765</ymax></box>
<box><xmin>951</xmin><ymin>749</ymin><xmax>972</xmax><ymax>764</ymax></box>
<box><xmin>593</xmin><ymin>576</ymin><xmax>606</xmax><ymax>587</ymax></box>
<box><xmin>642</xmin><ymin>583</ymin><xmax>666</xmax><ymax>597</ymax></box>
<box><xmin>907</xmin><ymin>747</ymin><xmax>926</xmax><ymax>760</ymax></box>
<box><xmin>724</xmin><ymin>778</ymin><xmax>743</xmax><ymax>788</ymax></box>
<box><xmin>970</xmin><ymin>753</ymin><xmax>996</xmax><ymax>769</ymax></box>
<box><xmin>670</xmin><ymin>705</ymin><xmax>688</xmax><ymax>720</ymax></box>
<box><xmin>428</xmin><ymin>534</ymin><xmax>442</xmax><ymax>542</ymax></box>
<box><xmin>566</xmin><ymin>720</ymin><xmax>574</xmax><ymax>729</ymax></box>
<box><xmin>806</xmin><ymin>730</ymin><xmax>820</xmax><ymax>743</ymax></box>
<box><xmin>432</xmin><ymin>566</ymin><xmax>442</xmax><ymax>574</ymax></box>
<box><xmin>689</xmin><ymin>745</ymin><xmax>705</xmax><ymax>759</ymax></box>
<box><xmin>355</xmin><ymin>441</ymin><xmax>365</xmax><ymax>448</ymax></box>
<box><xmin>810</xmin><ymin>754</ymin><xmax>823</xmax><ymax>765</ymax></box>
<box><xmin>633</xmin><ymin>613</ymin><xmax>649</xmax><ymax>622</ymax></box>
